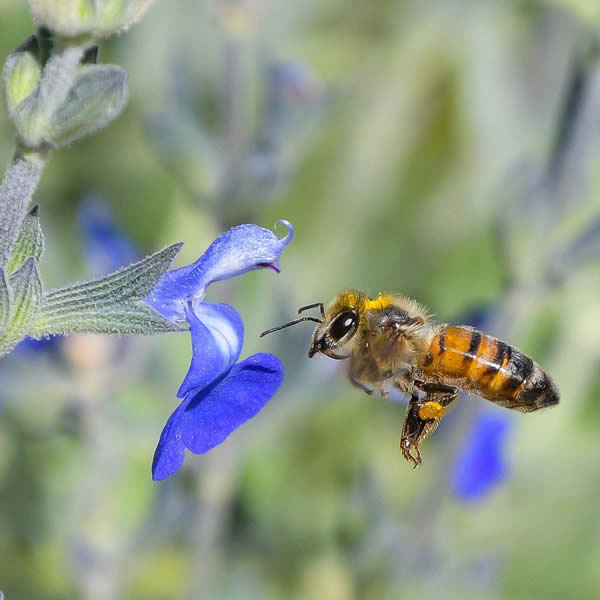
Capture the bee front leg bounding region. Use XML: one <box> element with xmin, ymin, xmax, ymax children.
<box><xmin>348</xmin><ymin>358</ymin><xmax>391</xmax><ymax>397</ymax></box>
<box><xmin>400</xmin><ymin>383</ymin><xmax>458</xmax><ymax>468</ymax></box>
<box><xmin>349</xmin><ymin>374</ymin><xmax>374</xmax><ymax>396</ymax></box>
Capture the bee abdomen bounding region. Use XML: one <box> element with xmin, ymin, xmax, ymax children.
<box><xmin>422</xmin><ymin>325</ymin><xmax>559</xmax><ymax>411</ymax></box>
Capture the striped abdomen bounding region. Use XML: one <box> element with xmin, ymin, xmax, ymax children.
<box><xmin>421</xmin><ymin>325</ymin><xmax>559</xmax><ymax>411</ymax></box>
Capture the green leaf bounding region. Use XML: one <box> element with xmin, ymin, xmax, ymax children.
<box><xmin>36</xmin><ymin>302</ymin><xmax>186</xmax><ymax>335</ymax></box>
<box><xmin>6</xmin><ymin>204</ymin><xmax>45</xmax><ymax>275</ymax></box>
<box><xmin>0</xmin><ymin>257</ymin><xmax>42</xmax><ymax>354</ymax></box>
<box><xmin>0</xmin><ymin>269</ymin><xmax>12</xmax><ymax>336</ymax></box>
<box><xmin>0</xmin><ymin>154</ymin><xmax>45</xmax><ymax>269</ymax></box>
<box><xmin>30</xmin><ymin>243</ymin><xmax>184</xmax><ymax>337</ymax></box>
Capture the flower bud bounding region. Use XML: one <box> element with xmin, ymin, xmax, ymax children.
<box><xmin>27</xmin><ymin>0</ymin><xmax>153</xmax><ymax>39</ymax></box>
<box><xmin>3</xmin><ymin>40</ymin><xmax>128</xmax><ymax>151</ymax></box>
<box><xmin>2</xmin><ymin>37</ymin><xmax>42</xmax><ymax>119</ymax></box>
<box><xmin>48</xmin><ymin>64</ymin><xmax>128</xmax><ymax>148</ymax></box>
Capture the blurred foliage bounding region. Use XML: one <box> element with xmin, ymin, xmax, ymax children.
<box><xmin>2</xmin><ymin>0</ymin><xmax>600</xmax><ymax>599</ymax></box>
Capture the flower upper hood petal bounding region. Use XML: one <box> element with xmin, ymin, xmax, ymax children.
<box><xmin>146</xmin><ymin>221</ymin><xmax>293</xmax><ymax>322</ymax></box>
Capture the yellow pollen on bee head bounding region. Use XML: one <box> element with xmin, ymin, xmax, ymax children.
<box><xmin>338</xmin><ymin>291</ymin><xmax>359</xmax><ymax>308</ymax></box>
<box><xmin>364</xmin><ymin>294</ymin><xmax>392</xmax><ymax>311</ymax></box>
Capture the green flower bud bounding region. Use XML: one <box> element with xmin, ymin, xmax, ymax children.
<box><xmin>48</xmin><ymin>64</ymin><xmax>128</xmax><ymax>148</ymax></box>
<box><xmin>2</xmin><ymin>37</ymin><xmax>42</xmax><ymax>119</ymax></box>
<box><xmin>27</xmin><ymin>0</ymin><xmax>153</xmax><ymax>39</ymax></box>
<box><xmin>3</xmin><ymin>42</ymin><xmax>128</xmax><ymax>151</ymax></box>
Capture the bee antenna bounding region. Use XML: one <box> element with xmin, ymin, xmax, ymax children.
<box><xmin>297</xmin><ymin>302</ymin><xmax>325</xmax><ymax>317</ymax></box>
<box><xmin>259</xmin><ymin>316</ymin><xmax>322</xmax><ymax>338</ymax></box>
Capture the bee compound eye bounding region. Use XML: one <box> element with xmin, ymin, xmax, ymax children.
<box><xmin>329</xmin><ymin>311</ymin><xmax>358</xmax><ymax>342</ymax></box>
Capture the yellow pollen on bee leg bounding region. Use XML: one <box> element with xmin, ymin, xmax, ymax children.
<box><xmin>364</xmin><ymin>294</ymin><xmax>392</xmax><ymax>311</ymax></box>
<box><xmin>418</xmin><ymin>401</ymin><xmax>445</xmax><ymax>420</ymax></box>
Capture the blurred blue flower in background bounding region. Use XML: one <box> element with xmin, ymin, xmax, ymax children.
<box><xmin>451</xmin><ymin>411</ymin><xmax>513</xmax><ymax>502</ymax></box>
<box><xmin>147</xmin><ymin>221</ymin><xmax>293</xmax><ymax>480</ymax></box>
<box><xmin>15</xmin><ymin>335</ymin><xmax>61</xmax><ymax>354</ymax></box>
<box><xmin>448</xmin><ymin>306</ymin><xmax>514</xmax><ymax>503</ymax></box>
<box><xmin>78</xmin><ymin>196</ymin><xmax>140</xmax><ymax>278</ymax></box>
<box><xmin>267</xmin><ymin>61</ymin><xmax>319</xmax><ymax>114</ymax></box>
<box><xmin>14</xmin><ymin>198</ymin><xmax>139</xmax><ymax>356</ymax></box>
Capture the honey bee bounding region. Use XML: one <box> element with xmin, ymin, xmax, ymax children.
<box><xmin>261</xmin><ymin>290</ymin><xmax>559</xmax><ymax>467</ymax></box>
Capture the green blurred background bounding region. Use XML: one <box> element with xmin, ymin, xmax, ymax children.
<box><xmin>2</xmin><ymin>0</ymin><xmax>600</xmax><ymax>598</ymax></box>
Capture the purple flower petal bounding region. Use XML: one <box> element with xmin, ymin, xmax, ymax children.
<box><xmin>180</xmin><ymin>353</ymin><xmax>283</xmax><ymax>455</ymax></box>
<box><xmin>450</xmin><ymin>411</ymin><xmax>513</xmax><ymax>502</ymax></box>
<box><xmin>177</xmin><ymin>302</ymin><xmax>244</xmax><ymax>398</ymax></box>
<box><xmin>146</xmin><ymin>221</ymin><xmax>293</xmax><ymax>321</ymax></box>
<box><xmin>151</xmin><ymin>399</ymin><xmax>189</xmax><ymax>481</ymax></box>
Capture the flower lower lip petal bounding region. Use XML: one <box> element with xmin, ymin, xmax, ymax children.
<box><xmin>151</xmin><ymin>399</ymin><xmax>189</xmax><ymax>481</ymax></box>
<box><xmin>177</xmin><ymin>302</ymin><xmax>244</xmax><ymax>398</ymax></box>
<box><xmin>180</xmin><ymin>353</ymin><xmax>284</xmax><ymax>454</ymax></box>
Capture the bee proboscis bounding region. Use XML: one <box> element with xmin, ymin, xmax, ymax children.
<box><xmin>261</xmin><ymin>290</ymin><xmax>559</xmax><ymax>467</ymax></box>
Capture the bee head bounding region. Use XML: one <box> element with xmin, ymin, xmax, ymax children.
<box><xmin>307</xmin><ymin>290</ymin><xmax>366</xmax><ymax>359</ymax></box>
<box><xmin>259</xmin><ymin>290</ymin><xmax>365</xmax><ymax>360</ymax></box>
<box><xmin>308</xmin><ymin>309</ymin><xmax>360</xmax><ymax>359</ymax></box>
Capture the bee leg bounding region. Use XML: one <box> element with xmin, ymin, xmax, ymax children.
<box><xmin>414</xmin><ymin>381</ymin><xmax>458</xmax><ymax>420</ymax></box>
<box><xmin>400</xmin><ymin>384</ymin><xmax>458</xmax><ymax>468</ymax></box>
<box><xmin>400</xmin><ymin>395</ymin><xmax>430</xmax><ymax>468</ymax></box>
<box><xmin>348</xmin><ymin>361</ymin><xmax>381</xmax><ymax>396</ymax></box>
<box><xmin>349</xmin><ymin>374</ymin><xmax>374</xmax><ymax>396</ymax></box>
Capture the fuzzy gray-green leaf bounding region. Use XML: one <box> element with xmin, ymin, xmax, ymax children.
<box><xmin>0</xmin><ymin>155</ymin><xmax>45</xmax><ymax>269</ymax></box>
<box><xmin>32</xmin><ymin>302</ymin><xmax>185</xmax><ymax>336</ymax></box>
<box><xmin>49</xmin><ymin>64</ymin><xmax>128</xmax><ymax>148</ymax></box>
<box><xmin>30</xmin><ymin>243</ymin><xmax>183</xmax><ymax>337</ymax></box>
<box><xmin>0</xmin><ymin>257</ymin><xmax>42</xmax><ymax>354</ymax></box>
<box><xmin>0</xmin><ymin>269</ymin><xmax>12</xmax><ymax>335</ymax></box>
<box><xmin>6</xmin><ymin>205</ymin><xmax>45</xmax><ymax>275</ymax></box>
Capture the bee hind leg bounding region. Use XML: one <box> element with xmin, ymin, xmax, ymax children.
<box><xmin>400</xmin><ymin>395</ymin><xmax>435</xmax><ymax>468</ymax></box>
<box><xmin>414</xmin><ymin>380</ymin><xmax>458</xmax><ymax>420</ymax></box>
<box><xmin>400</xmin><ymin>383</ymin><xmax>458</xmax><ymax>468</ymax></box>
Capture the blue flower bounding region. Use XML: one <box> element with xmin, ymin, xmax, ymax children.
<box><xmin>14</xmin><ymin>335</ymin><xmax>61</xmax><ymax>354</ymax></box>
<box><xmin>147</xmin><ymin>221</ymin><xmax>293</xmax><ymax>480</ymax></box>
<box><xmin>450</xmin><ymin>410</ymin><xmax>513</xmax><ymax>502</ymax></box>
<box><xmin>78</xmin><ymin>197</ymin><xmax>140</xmax><ymax>278</ymax></box>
